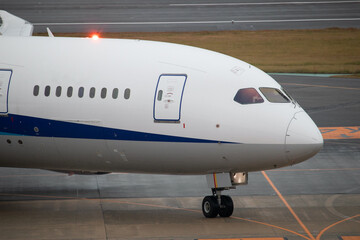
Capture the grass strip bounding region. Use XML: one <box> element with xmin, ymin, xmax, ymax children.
<box><xmin>35</xmin><ymin>28</ymin><xmax>360</xmax><ymax>74</ymax></box>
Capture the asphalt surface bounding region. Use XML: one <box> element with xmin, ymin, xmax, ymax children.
<box><xmin>0</xmin><ymin>75</ymin><xmax>359</xmax><ymax>239</ymax></box>
<box><xmin>1</xmin><ymin>1</ymin><xmax>360</xmax><ymax>238</ymax></box>
<box><xmin>0</xmin><ymin>0</ymin><xmax>360</xmax><ymax>33</ymax></box>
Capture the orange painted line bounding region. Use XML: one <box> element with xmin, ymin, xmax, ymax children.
<box><xmin>269</xmin><ymin>168</ymin><xmax>360</xmax><ymax>172</ymax></box>
<box><xmin>316</xmin><ymin>214</ymin><xmax>360</xmax><ymax>240</ymax></box>
<box><xmin>340</xmin><ymin>237</ymin><xmax>360</xmax><ymax>240</ymax></box>
<box><xmin>282</xmin><ymin>83</ymin><xmax>360</xmax><ymax>91</ymax></box>
<box><xmin>228</xmin><ymin>215</ymin><xmax>312</xmax><ymax>240</ymax></box>
<box><xmin>213</xmin><ymin>173</ymin><xmax>218</xmax><ymax>188</ymax></box>
<box><xmin>0</xmin><ymin>192</ymin><xmax>311</xmax><ymax>239</ymax></box>
<box><xmin>319</xmin><ymin>126</ymin><xmax>360</xmax><ymax>140</ymax></box>
<box><xmin>199</xmin><ymin>238</ymin><xmax>285</xmax><ymax>240</ymax></box>
<box><xmin>262</xmin><ymin>171</ymin><xmax>315</xmax><ymax>240</ymax></box>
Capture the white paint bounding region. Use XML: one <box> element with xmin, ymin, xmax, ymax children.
<box><xmin>170</xmin><ymin>1</ymin><xmax>360</xmax><ymax>7</ymax></box>
<box><xmin>0</xmin><ymin>11</ymin><xmax>323</xmax><ymax>176</ymax></box>
<box><xmin>32</xmin><ymin>18</ymin><xmax>360</xmax><ymax>26</ymax></box>
<box><xmin>0</xmin><ymin>10</ymin><xmax>33</xmax><ymax>36</ymax></box>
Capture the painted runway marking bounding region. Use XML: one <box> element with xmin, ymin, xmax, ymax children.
<box><xmin>340</xmin><ymin>237</ymin><xmax>360</xmax><ymax>240</ymax></box>
<box><xmin>262</xmin><ymin>171</ymin><xmax>316</xmax><ymax>240</ymax></box>
<box><xmin>171</xmin><ymin>1</ymin><xmax>360</xmax><ymax>6</ymax></box>
<box><xmin>319</xmin><ymin>126</ymin><xmax>360</xmax><ymax>139</ymax></box>
<box><xmin>33</xmin><ymin>18</ymin><xmax>360</xmax><ymax>26</ymax></box>
<box><xmin>0</xmin><ymin>192</ymin><xmax>312</xmax><ymax>240</ymax></box>
<box><xmin>1</xmin><ymin>191</ymin><xmax>359</xmax><ymax>240</ymax></box>
<box><xmin>229</xmin><ymin>216</ymin><xmax>311</xmax><ymax>240</ymax></box>
<box><xmin>198</xmin><ymin>238</ymin><xmax>286</xmax><ymax>240</ymax></box>
<box><xmin>270</xmin><ymin>168</ymin><xmax>360</xmax><ymax>172</ymax></box>
<box><xmin>316</xmin><ymin>215</ymin><xmax>360</xmax><ymax>240</ymax></box>
<box><xmin>262</xmin><ymin>171</ymin><xmax>360</xmax><ymax>240</ymax></box>
<box><xmin>282</xmin><ymin>83</ymin><xmax>360</xmax><ymax>90</ymax></box>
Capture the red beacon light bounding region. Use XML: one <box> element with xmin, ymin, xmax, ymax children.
<box><xmin>91</xmin><ymin>34</ymin><xmax>100</xmax><ymax>40</ymax></box>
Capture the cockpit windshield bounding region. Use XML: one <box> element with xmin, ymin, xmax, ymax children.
<box><xmin>259</xmin><ymin>88</ymin><xmax>290</xmax><ymax>103</ymax></box>
<box><xmin>234</xmin><ymin>87</ymin><xmax>294</xmax><ymax>105</ymax></box>
<box><xmin>282</xmin><ymin>88</ymin><xmax>295</xmax><ymax>102</ymax></box>
<box><xmin>234</xmin><ymin>88</ymin><xmax>264</xmax><ymax>104</ymax></box>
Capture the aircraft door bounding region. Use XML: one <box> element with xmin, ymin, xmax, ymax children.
<box><xmin>154</xmin><ymin>74</ymin><xmax>187</xmax><ymax>122</ymax></box>
<box><xmin>0</xmin><ymin>69</ymin><xmax>12</xmax><ymax>114</ymax></box>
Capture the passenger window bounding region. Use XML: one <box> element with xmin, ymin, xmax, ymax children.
<box><xmin>101</xmin><ymin>88</ymin><xmax>107</xmax><ymax>99</ymax></box>
<box><xmin>67</xmin><ymin>87</ymin><xmax>73</xmax><ymax>97</ymax></box>
<box><xmin>44</xmin><ymin>86</ymin><xmax>51</xmax><ymax>97</ymax></box>
<box><xmin>260</xmin><ymin>88</ymin><xmax>290</xmax><ymax>103</ymax></box>
<box><xmin>89</xmin><ymin>87</ymin><xmax>95</xmax><ymax>98</ymax></box>
<box><xmin>78</xmin><ymin>87</ymin><xmax>84</xmax><ymax>98</ymax></box>
<box><xmin>112</xmin><ymin>88</ymin><xmax>119</xmax><ymax>99</ymax></box>
<box><xmin>56</xmin><ymin>86</ymin><xmax>62</xmax><ymax>97</ymax></box>
<box><xmin>157</xmin><ymin>90</ymin><xmax>163</xmax><ymax>101</ymax></box>
<box><xmin>234</xmin><ymin>88</ymin><xmax>264</xmax><ymax>104</ymax></box>
<box><xmin>33</xmin><ymin>85</ymin><xmax>39</xmax><ymax>96</ymax></box>
<box><xmin>124</xmin><ymin>88</ymin><xmax>131</xmax><ymax>99</ymax></box>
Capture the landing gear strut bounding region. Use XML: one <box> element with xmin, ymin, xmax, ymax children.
<box><xmin>202</xmin><ymin>189</ymin><xmax>233</xmax><ymax>218</ymax></box>
<box><xmin>202</xmin><ymin>172</ymin><xmax>247</xmax><ymax>218</ymax></box>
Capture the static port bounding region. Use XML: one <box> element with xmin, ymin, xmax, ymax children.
<box><xmin>18</xmin><ymin>140</ymin><xmax>23</xmax><ymax>144</ymax></box>
<box><xmin>6</xmin><ymin>139</ymin><xmax>11</xmax><ymax>144</ymax></box>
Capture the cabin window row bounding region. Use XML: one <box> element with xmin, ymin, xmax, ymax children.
<box><xmin>33</xmin><ymin>85</ymin><xmax>131</xmax><ymax>100</ymax></box>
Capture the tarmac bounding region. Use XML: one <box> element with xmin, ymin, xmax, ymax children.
<box><xmin>1</xmin><ymin>1</ymin><xmax>360</xmax><ymax>238</ymax></box>
<box><xmin>0</xmin><ymin>74</ymin><xmax>359</xmax><ymax>239</ymax></box>
<box><xmin>1</xmin><ymin>0</ymin><xmax>360</xmax><ymax>33</ymax></box>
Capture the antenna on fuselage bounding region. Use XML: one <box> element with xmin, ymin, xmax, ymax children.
<box><xmin>46</xmin><ymin>27</ymin><xmax>54</xmax><ymax>37</ymax></box>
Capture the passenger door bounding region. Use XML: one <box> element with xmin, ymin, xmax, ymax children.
<box><xmin>0</xmin><ymin>69</ymin><xmax>12</xmax><ymax>114</ymax></box>
<box><xmin>153</xmin><ymin>74</ymin><xmax>187</xmax><ymax>122</ymax></box>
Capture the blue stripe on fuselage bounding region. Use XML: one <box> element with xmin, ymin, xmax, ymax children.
<box><xmin>0</xmin><ymin>131</ymin><xmax>22</xmax><ymax>136</ymax></box>
<box><xmin>0</xmin><ymin>114</ymin><xmax>234</xmax><ymax>143</ymax></box>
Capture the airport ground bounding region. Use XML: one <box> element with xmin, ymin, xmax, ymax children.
<box><xmin>0</xmin><ymin>75</ymin><xmax>359</xmax><ymax>240</ymax></box>
<box><xmin>1</xmin><ymin>1</ymin><xmax>360</xmax><ymax>239</ymax></box>
<box><xmin>1</xmin><ymin>0</ymin><xmax>360</xmax><ymax>32</ymax></box>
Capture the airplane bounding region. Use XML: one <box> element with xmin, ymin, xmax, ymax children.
<box><xmin>0</xmin><ymin>11</ymin><xmax>323</xmax><ymax>218</ymax></box>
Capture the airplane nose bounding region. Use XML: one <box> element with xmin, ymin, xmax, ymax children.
<box><xmin>285</xmin><ymin>111</ymin><xmax>323</xmax><ymax>164</ymax></box>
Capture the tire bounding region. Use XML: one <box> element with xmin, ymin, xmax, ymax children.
<box><xmin>218</xmin><ymin>195</ymin><xmax>234</xmax><ymax>217</ymax></box>
<box><xmin>202</xmin><ymin>196</ymin><xmax>220</xmax><ymax>218</ymax></box>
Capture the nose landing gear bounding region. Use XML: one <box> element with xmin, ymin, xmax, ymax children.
<box><xmin>202</xmin><ymin>189</ymin><xmax>234</xmax><ymax>218</ymax></box>
<box><xmin>203</xmin><ymin>172</ymin><xmax>247</xmax><ymax>218</ymax></box>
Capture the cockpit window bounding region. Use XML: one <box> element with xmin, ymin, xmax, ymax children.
<box><xmin>282</xmin><ymin>88</ymin><xmax>295</xmax><ymax>102</ymax></box>
<box><xmin>234</xmin><ymin>88</ymin><xmax>264</xmax><ymax>104</ymax></box>
<box><xmin>260</xmin><ymin>87</ymin><xmax>290</xmax><ymax>103</ymax></box>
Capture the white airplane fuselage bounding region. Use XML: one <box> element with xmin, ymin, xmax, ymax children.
<box><xmin>0</xmin><ymin>36</ymin><xmax>323</xmax><ymax>175</ymax></box>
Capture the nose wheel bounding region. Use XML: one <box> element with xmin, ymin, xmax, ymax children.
<box><xmin>218</xmin><ymin>195</ymin><xmax>234</xmax><ymax>217</ymax></box>
<box><xmin>202</xmin><ymin>189</ymin><xmax>233</xmax><ymax>218</ymax></box>
<box><xmin>203</xmin><ymin>172</ymin><xmax>247</xmax><ymax>218</ymax></box>
<box><xmin>202</xmin><ymin>196</ymin><xmax>220</xmax><ymax>218</ymax></box>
